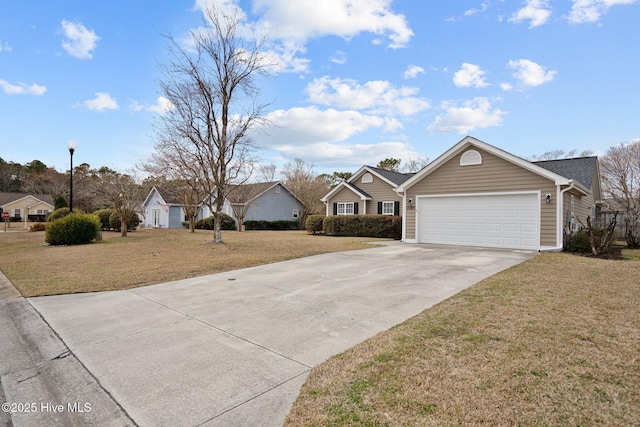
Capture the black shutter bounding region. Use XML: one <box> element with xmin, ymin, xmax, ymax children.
<box><xmin>394</xmin><ymin>201</ymin><xmax>400</xmax><ymax>216</ymax></box>
<box><xmin>354</xmin><ymin>202</ymin><xmax>359</xmax><ymax>214</ymax></box>
<box><xmin>377</xmin><ymin>202</ymin><xmax>383</xmax><ymax>214</ymax></box>
<box><xmin>333</xmin><ymin>203</ymin><xmax>337</xmax><ymax>215</ymax></box>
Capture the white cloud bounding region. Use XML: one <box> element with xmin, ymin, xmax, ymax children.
<box><xmin>0</xmin><ymin>40</ymin><xmax>11</xmax><ymax>52</ymax></box>
<box><xmin>453</xmin><ymin>63</ymin><xmax>489</xmax><ymax>88</ymax></box>
<box><xmin>509</xmin><ymin>0</ymin><xmax>553</xmax><ymax>28</ymax></box>
<box><xmin>403</xmin><ymin>65</ymin><xmax>425</xmax><ymax>79</ymax></box>
<box><xmin>0</xmin><ymin>79</ymin><xmax>47</xmax><ymax>96</ymax></box>
<box><xmin>305</xmin><ymin>76</ymin><xmax>430</xmax><ymax>116</ymax></box>
<box><xmin>427</xmin><ymin>97</ymin><xmax>505</xmax><ymax>134</ymax></box>
<box><xmin>464</xmin><ymin>1</ymin><xmax>492</xmax><ymax>16</ymax></box>
<box><xmin>568</xmin><ymin>0</ymin><xmax>638</xmax><ymax>24</ymax></box>
<box><xmin>146</xmin><ymin>96</ymin><xmax>174</xmax><ymax>114</ymax></box>
<box><xmin>330</xmin><ymin>50</ymin><xmax>347</xmax><ymax>65</ymax></box>
<box><xmin>500</xmin><ymin>82</ymin><xmax>514</xmax><ymax>91</ymax></box>
<box><xmin>83</xmin><ymin>92</ymin><xmax>118</xmax><ymax>111</ymax></box>
<box><xmin>61</xmin><ymin>20</ymin><xmax>99</xmax><ymax>59</ymax></box>
<box><xmin>508</xmin><ymin>59</ymin><xmax>556</xmax><ymax>86</ymax></box>
<box><xmin>252</xmin><ymin>0</ymin><xmax>414</xmax><ymax>49</ymax></box>
<box><xmin>264</xmin><ymin>106</ymin><xmax>396</xmax><ymax>146</ymax></box>
<box><xmin>271</xmin><ymin>140</ymin><xmax>417</xmax><ymax>167</ymax></box>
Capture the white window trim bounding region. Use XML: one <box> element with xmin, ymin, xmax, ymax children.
<box><xmin>292</xmin><ymin>209</ymin><xmax>299</xmax><ymax>218</ymax></box>
<box><xmin>382</xmin><ymin>201</ymin><xmax>394</xmax><ymax>215</ymax></box>
<box><xmin>337</xmin><ymin>202</ymin><xmax>355</xmax><ymax>215</ymax></box>
<box><xmin>361</xmin><ymin>173</ymin><xmax>373</xmax><ymax>183</ymax></box>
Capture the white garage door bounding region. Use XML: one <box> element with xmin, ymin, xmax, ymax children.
<box><xmin>417</xmin><ymin>193</ymin><xmax>539</xmax><ymax>250</ymax></box>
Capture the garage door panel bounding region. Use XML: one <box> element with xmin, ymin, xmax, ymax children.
<box><xmin>418</xmin><ymin>193</ymin><xmax>539</xmax><ymax>250</ymax></box>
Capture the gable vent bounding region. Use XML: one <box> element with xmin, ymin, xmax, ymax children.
<box><xmin>361</xmin><ymin>172</ymin><xmax>373</xmax><ymax>183</ymax></box>
<box><xmin>460</xmin><ymin>150</ymin><xmax>482</xmax><ymax>166</ymax></box>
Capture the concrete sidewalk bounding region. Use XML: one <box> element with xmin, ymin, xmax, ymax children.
<box><xmin>6</xmin><ymin>243</ymin><xmax>535</xmax><ymax>426</ymax></box>
<box><xmin>0</xmin><ymin>273</ymin><xmax>134</xmax><ymax>427</ymax></box>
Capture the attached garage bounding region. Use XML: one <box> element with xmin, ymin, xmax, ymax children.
<box><xmin>396</xmin><ymin>136</ymin><xmax>602</xmax><ymax>251</ymax></box>
<box><xmin>416</xmin><ymin>192</ymin><xmax>540</xmax><ymax>250</ymax></box>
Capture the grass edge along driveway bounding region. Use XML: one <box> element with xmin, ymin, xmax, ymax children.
<box><xmin>285</xmin><ymin>251</ymin><xmax>640</xmax><ymax>426</ymax></box>
<box><xmin>0</xmin><ymin>229</ymin><xmax>382</xmax><ymax>297</ymax></box>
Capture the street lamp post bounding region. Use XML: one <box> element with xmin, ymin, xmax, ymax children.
<box><xmin>68</xmin><ymin>140</ymin><xmax>76</xmax><ymax>212</ymax></box>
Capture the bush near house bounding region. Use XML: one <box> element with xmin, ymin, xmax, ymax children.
<box><xmin>94</xmin><ymin>208</ymin><xmax>116</xmax><ymax>230</ymax></box>
<box><xmin>244</xmin><ymin>220</ymin><xmax>299</xmax><ymax>230</ymax></box>
<box><xmin>324</xmin><ymin>215</ymin><xmax>402</xmax><ymax>239</ymax></box>
<box><xmin>47</xmin><ymin>207</ymin><xmax>72</xmax><ymax>222</ymax></box>
<box><xmin>306</xmin><ymin>215</ymin><xmax>325</xmax><ymax>235</ymax></box>
<box><xmin>565</xmin><ymin>228</ymin><xmax>613</xmax><ymax>254</ymax></box>
<box><xmin>45</xmin><ymin>213</ymin><xmax>100</xmax><ymax>245</ymax></box>
<box><xmin>109</xmin><ymin>210</ymin><xmax>140</xmax><ymax>232</ymax></box>
<box><xmin>194</xmin><ymin>214</ymin><xmax>236</xmax><ymax>231</ymax></box>
<box><xmin>29</xmin><ymin>223</ymin><xmax>47</xmax><ymax>232</ymax></box>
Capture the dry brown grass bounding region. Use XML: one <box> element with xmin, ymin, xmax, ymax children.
<box><xmin>0</xmin><ymin>228</ymin><xmax>379</xmax><ymax>297</ymax></box>
<box><xmin>285</xmin><ymin>253</ymin><xmax>640</xmax><ymax>426</ymax></box>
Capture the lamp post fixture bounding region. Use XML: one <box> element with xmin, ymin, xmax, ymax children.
<box><xmin>68</xmin><ymin>140</ymin><xmax>76</xmax><ymax>212</ymax></box>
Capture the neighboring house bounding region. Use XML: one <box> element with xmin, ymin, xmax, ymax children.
<box><xmin>142</xmin><ymin>186</ymin><xmax>203</xmax><ymax>229</ymax></box>
<box><xmin>395</xmin><ymin>136</ymin><xmax>603</xmax><ymax>251</ymax></box>
<box><xmin>0</xmin><ymin>192</ymin><xmax>55</xmax><ymax>227</ymax></box>
<box><xmin>321</xmin><ymin>166</ymin><xmax>414</xmax><ymax>217</ymax></box>
<box><xmin>143</xmin><ymin>181</ymin><xmax>304</xmax><ymax>229</ymax></box>
<box><xmin>202</xmin><ymin>181</ymin><xmax>305</xmax><ymax>225</ymax></box>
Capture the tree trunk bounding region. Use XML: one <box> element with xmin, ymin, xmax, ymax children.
<box><xmin>121</xmin><ymin>218</ymin><xmax>128</xmax><ymax>237</ymax></box>
<box><xmin>213</xmin><ymin>211</ymin><xmax>223</xmax><ymax>243</ymax></box>
<box><xmin>189</xmin><ymin>217</ymin><xmax>196</xmax><ymax>233</ymax></box>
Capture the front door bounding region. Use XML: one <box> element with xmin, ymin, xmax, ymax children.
<box><xmin>153</xmin><ymin>209</ymin><xmax>160</xmax><ymax>227</ymax></box>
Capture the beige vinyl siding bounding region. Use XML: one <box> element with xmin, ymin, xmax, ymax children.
<box><xmin>563</xmin><ymin>189</ymin><xmax>595</xmax><ymax>230</ymax></box>
<box><xmin>330</xmin><ymin>186</ymin><xmax>362</xmax><ymax>204</ymax></box>
<box><xmin>354</xmin><ymin>174</ymin><xmax>403</xmax><ymax>215</ymax></box>
<box><xmin>405</xmin><ymin>147</ymin><xmax>558</xmax><ymax>247</ymax></box>
<box><xmin>327</xmin><ymin>172</ymin><xmax>403</xmax><ymax>216</ymax></box>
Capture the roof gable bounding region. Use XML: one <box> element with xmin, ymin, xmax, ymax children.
<box><xmin>349</xmin><ymin>165</ymin><xmax>414</xmax><ymax>187</ymax></box>
<box><xmin>227</xmin><ymin>181</ymin><xmax>306</xmax><ymax>207</ymax></box>
<box><xmin>0</xmin><ymin>192</ymin><xmax>55</xmax><ymax>208</ymax></box>
<box><xmin>320</xmin><ymin>180</ymin><xmax>372</xmax><ymax>202</ymax></box>
<box><xmin>396</xmin><ymin>136</ymin><xmax>572</xmax><ymax>193</ymax></box>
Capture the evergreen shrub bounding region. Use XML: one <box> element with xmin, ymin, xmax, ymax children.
<box><xmin>306</xmin><ymin>215</ymin><xmax>325</xmax><ymax>234</ymax></box>
<box><xmin>324</xmin><ymin>215</ymin><xmax>402</xmax><ymax>239</ymax></box>
<box><xmin>45</xmin><ymin>213</ymin><xmax>100</xmax><ymax>245</ymax></box>
<box><xmin>194</xmin><ymin>214</ymin><xmax>236</xmax><ymax>231</ymax></box>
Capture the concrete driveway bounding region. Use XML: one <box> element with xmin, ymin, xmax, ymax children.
<box><xmin>22</xmin><ymin>242</ymin><xmax>534</xmax><ymax>426</ymax></box>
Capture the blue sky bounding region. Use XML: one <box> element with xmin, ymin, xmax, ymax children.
<box><xmin>1</xmin><ymin>0</ymin><xmax>638</xmax><ymax>177</ymax></box>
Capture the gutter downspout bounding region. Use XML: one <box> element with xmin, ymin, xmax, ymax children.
<box><xmin>551</xmin><ymin>179</ymin><xmax>576</xmax><ymax>252</ymax></box>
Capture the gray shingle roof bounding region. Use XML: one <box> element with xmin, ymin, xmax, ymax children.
<box><xmin>532</xmin><ymin>157</ymin><xmax>597</xmax><ymax>189</ymax></box>
<box><xmin>366</xmin><ymin>166</ymin><xmax>415</xmax><ymax>186</ymax></box>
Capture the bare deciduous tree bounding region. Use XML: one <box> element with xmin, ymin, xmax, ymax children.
<box><xmin>282</xmin><ymin>159</ymin><xmax>330</xmax><ymax>227</ymax></box>
<box><xmin>153</xmin><ymin>4</ymin><xmax>273</xmax><ymax>243</ymax></box>
<box><xmin>600</xmin><ymin>141</ymin><xmax>640</xmax><ymax>247</ymax></box>
<box><xmin>403</xmin><ymin>156</ymin><xmax>430</xmax><ymax>173</ymax></box>
<box><xmin>226</xmin><ymin>183</ymin><xmax>266</xmax><ymax>231</ymax></box>
<box><xmin>257</xmin><ymin>163</ymin><xmax>277</xmax><ymax>181</ymax></box>
<box><xmin>97</xmin><ymin>171</ymin><xmax>146</xmax><ymax>237</ymax></box>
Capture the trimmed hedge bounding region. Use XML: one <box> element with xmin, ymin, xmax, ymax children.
<box><xmin>244</xmin><ymin>220</ymin><xmax>299</xmax><ymax>230</ymax></box>
<box><xmin>306</xmin><ymin>215</ymin><xmax>325</xmax><ymax>235</ymax></box>
<box><xmin>45</xmin><ymin>213</ymin><xmax>101</xmax><ymax>245</ymax></box>
<box><xmin>324</xmin><ymin>215</ymin><xmax>402</xmax><ymax>239</ymax></box>
<box><xmin>195</xmin><ymin>214</ymin><xmax>236</xmax><ymax>231</ymax></box>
